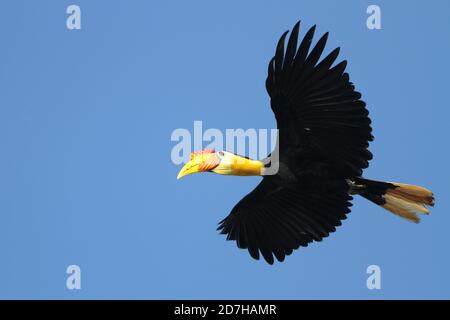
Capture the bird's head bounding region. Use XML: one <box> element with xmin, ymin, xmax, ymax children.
<box><xmin>177</xmin><ymin>149</ymin><xmax>264</xmax><ymax>179</ymax></box>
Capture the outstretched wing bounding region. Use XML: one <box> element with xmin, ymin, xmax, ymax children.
<box><xmin>265</xmin><ymin>21</ymin><xmax>373</xmax><ymax>177</ymax></box>
<box><xmin>217</xmin><ymin>177</ymin><xmax>352</xmax><ymax>264</ymax></box>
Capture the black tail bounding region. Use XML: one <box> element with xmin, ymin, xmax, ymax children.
<box><xmin>354</xmin><ymin>178</ymin><xmax>434</xmax><ymax>223</ymax></box>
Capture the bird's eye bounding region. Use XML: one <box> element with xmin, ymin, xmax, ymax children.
<box><xmin>218</xmin><ymin>151</ymin><xmax>225</xmax><ymax>157</ymax></box>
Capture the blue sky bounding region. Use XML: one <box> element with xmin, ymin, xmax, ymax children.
<box><xmin>0</xmin><ymin>0</ymin><xmax>449</xmax><ymax>299</ymax></box>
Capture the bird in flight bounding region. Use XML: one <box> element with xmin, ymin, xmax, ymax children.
<box><xmin>176</xmin><ymin>21</ymin><xmax>435</xmax><ymax>264</ymax></box>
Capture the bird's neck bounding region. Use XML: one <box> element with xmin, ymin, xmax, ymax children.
<box><xmin>231</xmin><ymin>158</ymin><xmax>265</xmax><ymax>176</ymax></box>
<box><xmin>213</xmin><ymin>155</ymin><xmax>265</xmax><ymax>176</ymax></box>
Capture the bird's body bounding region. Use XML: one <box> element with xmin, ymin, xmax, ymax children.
<box><xmin>177</xmin><ymin>21</ymin><xmax>434</xmax><ymax>264</ymax></box>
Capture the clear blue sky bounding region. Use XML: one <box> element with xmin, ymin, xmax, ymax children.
<box><xmin>0</xmin><ymin>0</ymin><xmax>449</xmax><ymax>299</ymax></box>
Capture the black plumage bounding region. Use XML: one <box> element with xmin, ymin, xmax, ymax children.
<box><xmin>217</xmin><ymin>21</ymin><xmax>374</xmax><ymax>264</ymax></box>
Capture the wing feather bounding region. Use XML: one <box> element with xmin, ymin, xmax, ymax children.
<box><xmin>217</xmin><ymin>178</ymin><xmax>351</xmax><ymax>264</ymax></box>
<box><xmin>266</xmin><ymin>22</ymin><xmax>373</xmax><ymax>177</ymax></box>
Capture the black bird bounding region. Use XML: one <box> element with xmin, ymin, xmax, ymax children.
<box><xmin>177</xmin><ymin>21</ymin><xmax>435</xmax><ymax>264</ymax></box>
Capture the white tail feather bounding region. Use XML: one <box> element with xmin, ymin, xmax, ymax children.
<box><xmin>382</xmin><ymin>183</ymin><xmax>434</xmax><ymax>223</ymax></box>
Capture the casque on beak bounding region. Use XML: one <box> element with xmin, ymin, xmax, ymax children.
<box><xmin>176</xmin><ymin>149</ymin><xmax>220</xmax><ymax>179</ymax></box>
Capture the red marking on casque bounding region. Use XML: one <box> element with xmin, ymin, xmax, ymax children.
<box><xmin>189</xmin><ymin>149</ymin><xmax>220</xmax><ymax>172</ymax></box>
<box><xmin>192</xmin><ymin>149</ymin><xmax>215</xmax><ymax>155</ymax></box>
<box><xmin>198</xmin><ymin>154</ymin><xmax>220</xmax><ymax>172</ymax></box>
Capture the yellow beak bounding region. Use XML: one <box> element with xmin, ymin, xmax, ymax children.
<box><xmin>177</xmin><ymin>159</ymin><xmax>201</xmax><ymax>180</ymax></box>
<box><xmin>177</xmin><ymin>150</ymin><xmax>221</xmax><ymax>180</ymax></box>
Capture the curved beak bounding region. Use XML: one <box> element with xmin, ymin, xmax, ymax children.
<box><xmin>177</xmin><ymin>160</ymin><xmax>201</xmax><ymax>180</ymax></box>
<box><xmin>176</xmin><ymin>150</ymin><xmax>221</xmax><ymax>180</ymax></box>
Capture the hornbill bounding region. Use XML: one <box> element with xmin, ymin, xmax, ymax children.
<box><xmin>176</xmin><ymin>21</ymin><xmax>435</xmax><ymax>264</ymax></box>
